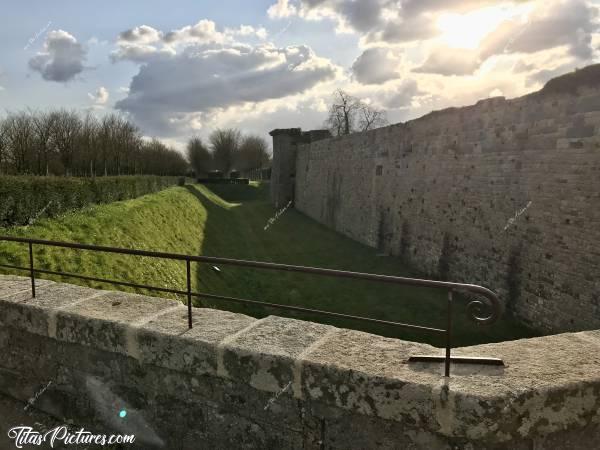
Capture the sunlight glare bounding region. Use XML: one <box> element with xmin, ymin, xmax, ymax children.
<box><xmin>437</xmin><ymin>5</ymin><xmax>527</xmax><ymax>50</ymax></box>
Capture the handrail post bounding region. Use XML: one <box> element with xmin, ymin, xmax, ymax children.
<box><xmin>28</xmin><ymin>242</ymin><xmax>36</xmax><ymax>298</ymax></box>
<box><xmin>186</xmin><ymin>259</ymin><xmax>192</xmax><ymax>329</ymax></box>
<box><xmin>444</xmin><ymin>290</ymin><xmax>453</xmax><ymax>377</ymax></box>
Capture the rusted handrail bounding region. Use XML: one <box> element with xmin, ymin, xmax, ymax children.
<box><xmin>0</xmin><ymin>235</ymin><xmax>503</xmax><ymax>376</ymax></box>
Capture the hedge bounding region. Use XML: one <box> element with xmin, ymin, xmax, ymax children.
<box><xmin>197</xmin><ymin>178</ymin><xmax>249</xmax><ymax>185</ymax></box>
<box><xmin>0</xmin><ymin>176</ymin><xmax>180</xmax><ymax>227</ymax></box>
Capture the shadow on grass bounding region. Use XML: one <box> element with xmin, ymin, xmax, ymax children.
<box><xmin>201</xmin><ymin>183</ymin><xmax>270</xmax><ymax>203</ymax></box>
<box><xmin>183</xmin><ymin>183</ymin><xmax>539</xmax><ymax>347</ymax></box>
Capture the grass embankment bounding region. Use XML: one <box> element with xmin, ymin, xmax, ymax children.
<box><xmin>0</xmin><ymin>186</ymin><xmax>204</xmax><ymax>299</ymax></box>
<box><xmin>0</xmin><ymin>183</ymin><xmax>537</xmax><ymax>346</ymax></box>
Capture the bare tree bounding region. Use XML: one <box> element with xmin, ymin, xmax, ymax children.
<box><xmin>99</xmin><ymin>114</ymin><xmax>116</xmax><ymax>176</ymax></box>
<box><xmin>52</xmin><ymin>109</ymin><xmax>82</xmax><ymax>175</ymax></box>
<box><xmin>325</xmin><ymin>89</ymin><xmax>360</xmax><ymax>136</ymax></box>
<box><xmin>324</xmin><ymin>89</ymin><xmax>388</xmax><ymax>136</ymax></box>
<box><xmin>3</xmin><ymin>111</ymin><xmax>35</xmax><ymax>173</ymax></box>
<box><xmin>114</xmin><ymin>116</ymin><xmax>138</xmax><ymax>175</ymax></box>
<box><xmin>123</xmin><ymin>122</ymin><xmax>143</xmax><ymax>175</ymax></box>
<box><xmin>357</xmin><ymin>103</ymin><xmax>388</xmax><ymax>132</ymax></box>
<box><xmin>140</xmin><ymin>139</ymin><xmax>188</xmax><ymax>176</ymax></box>
<box><xmin>77</xmin><ymin>113</ymin><xmax>99</xmax><ymax>176</ymax></box>
<box><xmin>187</xmin><ymin>136</ymin><xmax>212</xmax><ymax>176</ymax></box>
<box><xmin>237</xmin><ymin>135</ymin><xmax>270</xmax><ymax>171</ymax></box>
<box><xmin>0</xmin><ymin>117</ymin><xmax>7</xmax><ymax>175</ymax></box>
<box><xmin>0</xmin><ymin>108</ymin><xmax>188</xmax><ymax>177</ymax></box>
<box><xmin>210</xmin><ymin>128</ymin><xmax>241</xmax><ymax>174</ymax></box>
<box><xmin>32</xmin><ymin>110</ymin><xmax>57</xmax><ymax>175</ymax></box>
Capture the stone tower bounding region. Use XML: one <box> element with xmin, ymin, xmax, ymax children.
<box><xmin>269</xmin><ymin>128</ymin><xmax>331</xmax><ymax>208</ymax></box>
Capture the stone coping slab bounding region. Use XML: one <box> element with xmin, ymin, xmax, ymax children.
<box><xmin>1</xmin><ymin>275</ymin><xmax>599</xmax><ymax>444</ymax></box>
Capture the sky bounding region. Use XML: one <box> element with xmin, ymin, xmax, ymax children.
<box><xmin>1</xmin><ymin>0</ymin><xmax>599</xmax><ymax>150</ymax></box>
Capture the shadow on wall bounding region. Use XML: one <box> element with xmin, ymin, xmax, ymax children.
<box><xmin>323</xmin><ymin>169</ymin><xmax>342</xmax><ymax>228</ymax></box>
<box><xmin>377</xmin><ymin>208</ymin><xmax>395</xmax><ymax>255</ymax></box>
<box><xmin>437</xmin><ymin>232</ymin><xmax>453</xmax><ymax>282</ymax></box>
<box><xmin>506</xmin><ymin>244</ymin><xmax>524</xmax><ymax>318</ymax></box>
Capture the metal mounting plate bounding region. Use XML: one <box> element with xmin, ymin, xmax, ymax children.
<box><xmin>408</xmin><ymin>355</ymin><xmax>505</xmax><ymax>366</ymax></box>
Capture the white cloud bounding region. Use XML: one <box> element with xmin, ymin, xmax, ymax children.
<box><xmin>181</xmin><ymin>91</ymin><xmax>341</xmax><ymax>141</ymax></box>
<box><xmin>162</xmin><ymin>20</ymin><xmax>268</xmax><ymax>44</ymax></box>
<box><xmin>351</xmin><ymin>47</ymin><xmax>402</xmax><ymax>84</ymax></box>
<box><xmin>104</xmin><ymin>1</ymin><xmax>600</xmax><ymax>141</ymax></box>
<box><xmin>366</xmin><ymin>14</ymin><xmax>438</xmax><ymax>44</ymax></box>
<box><xmin>114</xmin><ymin>38</ymin><xmax>341</xmax><ymax>135</ymax></box>
<box><xmin>110</xmin><ymin>43</ymin><xmax>176</xmax><ymax>63</ymax></box>
<box><xmin>383</xmin><ymin>79</ymin><xmax>422</xmax><ymax>109</ymax></box>
<box><xmin>268</xmin><ymin>0</ymin><xmax>298</xmax><ymax>18</ymax></box>
<box><xmin>88</xmin><ymin>86</ymin><xmax>109</xmax><ymax>105</ymax></box>
<box><xmin>112</xmin><ymin>20</ymin><xmax>270</xmax><ymax>65</ymax></box>
<box><xmin>337</xmin><ymin>0</ymin><xmax>385</xmax><ymax>33</ymax></box>
<box><xmin>28</xmin><ymin>30</ymin><xmax>86</xmax><ymax>82</ymax></box>
<box><xmin>163</xmin><ymin>19</ymin><xmax>227</xmax><ymax>45</ymax></box>
<box><xmin>118</xmin><ymin>25</ymin><xmax>163</xmax><ymax>44</ymax></box>
<box><xmin>399</xmin><ymin>0</ymin><xmax>501</xmax><ymax>17</ymax></box>
<box><xmin>267</xmin><ymin>0</ymin><xmax>428</xmax><ymax>38</ymax></box>
<box><xmin>415</xmin><ymin>47</ymin><xmax>481</xmax><ymax>76</ymax></box>
<box><xmin>270</xmin><ymin>0</ymin><xmax>599</xmax><ymax>71</ymax></box>
<box><xmin>226</xmin><ymin>25</ymin><xmax>268</xmax><ymax>40</ymax></box>
<box><xmin>480</xmin><ymin>0</ymin><xmax>599</xmax><ymax>60</ymax></box>
<box><xmin>111</xmin><ymin>19</ymin><xmax>344</xmax><ymax>138</ymax></box>
<box><xmin>261</xmin><ymin>0</ymin><xmax>599</xmax><ymax>112</ymax></box>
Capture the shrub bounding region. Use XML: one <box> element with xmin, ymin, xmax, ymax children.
<box><xmin>0</xmin><ymin>176</ymin><xmax>178</xmax><ymax>227</ymax></box>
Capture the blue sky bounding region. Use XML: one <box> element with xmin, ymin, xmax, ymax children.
<box><xmin>1</xmin><ymin>0</ymin><xmax>599</xmax><ymax>149</ymax></box>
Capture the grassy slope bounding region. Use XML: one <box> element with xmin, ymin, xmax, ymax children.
<box><xmin>0</xmin><ymin>183</ymin><xmax>537</xmax><ymax>346</ymax></box>
<box><xmin>0</xmin><ymin>186</ymin><xmax>205</xmax><ymax>297</ymax></box>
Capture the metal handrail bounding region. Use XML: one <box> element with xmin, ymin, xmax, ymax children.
<box><xmin>0</xmin><ymin>236</ymin><xmax>504</xmax><ymax>376</ymax></box>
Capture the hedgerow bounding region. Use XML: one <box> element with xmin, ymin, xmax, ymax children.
<box><xmin>0</xmin><ymin>176</ymin><xmax>179</xmax><ymax>227</ymax></box>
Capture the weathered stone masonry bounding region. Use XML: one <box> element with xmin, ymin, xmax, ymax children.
<box><xmin>273</xmin><ymin>66</ymin><xmax>600</xmax><ymax>334</ymax></box>
<box><xmin>270</xmin><ymin>128</ymin><xmax>332</xmax><ymax>208</ymax></box>
<box><xmin>1</xmin><ymin>276</ymin><xmax>599</xmax><ymax>449</ymax></box>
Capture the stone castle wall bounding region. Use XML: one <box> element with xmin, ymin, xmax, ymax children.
<box><xmin>286</xmin><ymin>67</ymin><xmax>600</xmax><ymax>333</ymax></box>
<box><xmin>270</xmin><ymin>128</ymin><xmax>332</xmax><ymax>208</ymax></box>
<box><xmin>1</xmin><ymin>276</ymin><xmax>599</xmax><ymax>449</ymax></box>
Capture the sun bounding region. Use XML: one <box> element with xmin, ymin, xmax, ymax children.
<box><xmin>437</xmin><ymin>5</ymin><xmax>530</xmax><ymax>50</ymax></box>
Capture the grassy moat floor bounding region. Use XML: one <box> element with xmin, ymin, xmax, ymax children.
<box><xmin>0</xmin><ymin>182</ymin><xmax>538</xmax><ymax>346</ymax></box>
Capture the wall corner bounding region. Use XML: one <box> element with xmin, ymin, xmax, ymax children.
<box><xmin>269</xmin><ymin>128</ymin><xmax>331</xmax><ymax>208</ymax></box>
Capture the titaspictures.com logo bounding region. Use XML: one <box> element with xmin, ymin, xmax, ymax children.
<box><xmin>7</xmin><ymin>425</ymin><xmax>135</xmax><ymax>448</ymax></box>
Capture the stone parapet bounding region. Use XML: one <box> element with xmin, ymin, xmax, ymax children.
<box><xmin>0</xmin><ymin>275</ymin><xmax>599</xmax><ymax>449</ymax></box>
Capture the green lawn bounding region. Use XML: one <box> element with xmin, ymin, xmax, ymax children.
<box><xmin>0</xmin><ymin>182</ymin><xmax>538</xmax><ymax>346</ymax></box>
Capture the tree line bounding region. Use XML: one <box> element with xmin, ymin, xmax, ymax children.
<box><xmin>0</xmin><ymin>109</ymin><xmax>188</xmax><ymax>176</ymax></box>
<box><xmin>187</xmin><ymin>129</ymin><xmax>271</xmax><ymax>177</ymax></box>
<box><xmin>1</xmin><ymin>87</ymin><xmax>387</xmax><ymax>178</ymax></box>
<box><xmin>186</xmin><ymin>89</ymin><xmax>387</xmax><ymax>178</ymax></box>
